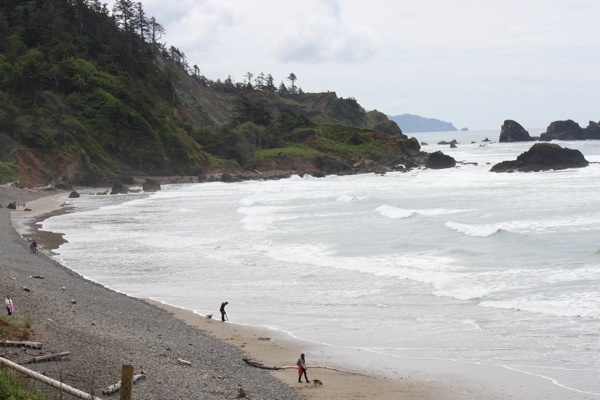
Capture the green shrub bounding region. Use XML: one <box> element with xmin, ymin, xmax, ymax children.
<box><xmin>246</xmin><ymin>145</ymin><xmax>322</xmax><ymax>168</ymax></box>
<box><xmin>0</xmin><ymin>368</ymin><xmax>45</xmax><ymax>400</ymax></box>
<box><xmin>0</xmin><ymin>162</ymin><xmax>19</xmax><ymax>184</ymax></box>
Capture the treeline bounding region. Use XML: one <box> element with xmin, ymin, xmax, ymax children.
<box><xmin>206</xmin><ymin>72</ymin><xmax>303</xmax><ymax>96</ymax></box>
<box><xmin>0</xmin><ymin>0</ymin><xmax>207</xmax><ymax>178</ymax></box>
<box><xmin>0</xmin><ymin>0</ymin><xmax>313</xmax><ymax>180</ymax></box>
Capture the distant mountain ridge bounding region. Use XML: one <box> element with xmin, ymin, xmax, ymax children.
<box><xmin>389</xmin><ymin>114</ymin><xmax>457</xmax><ymax>133</ymax></box>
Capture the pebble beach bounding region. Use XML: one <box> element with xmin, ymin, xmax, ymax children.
<box><xmin>0</xmin><ymin>185</ymin><xmax>308</xmax><ymax>400</ymax></box>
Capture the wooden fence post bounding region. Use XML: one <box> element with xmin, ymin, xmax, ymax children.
<box><xmin>120</xmin><ymin>364</ymin><xmax>134</xmax><ymax>400</ymax></box>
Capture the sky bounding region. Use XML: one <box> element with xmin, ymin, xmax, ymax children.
<box><xmin>106</xmin><ymin>0</ymin><xmax>600</xmax><ymax>130</ymax></box>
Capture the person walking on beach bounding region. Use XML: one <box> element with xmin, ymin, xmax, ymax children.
<box><xmin>297</xmin><ymin>353</ymin><xmax>309</xmax><ymax>383</ymax></box>
<box><xmin>5</xmin><ymin>295</ymin><xmax>14</xmax><ymax>316</ymax></box>
<box><xmin>30</xmin><ymin>240</ymin><xmax>37</xmax><ymax>253</ymax></box>
<box><xmin>220</xmin><ymin>301</ymin><xmax>228</xmax><ymax>322</ymax></box>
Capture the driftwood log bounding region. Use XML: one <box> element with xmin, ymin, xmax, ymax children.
<box><xmin>22</xmin><ymin>351</ymin><xmax>71</xmax><ymax>364</ymax></box>
<box><xmin>101</xmin><ymin>371</ymin><xmax>146</xmax><ymax>395</ymax></box>
<box><xmin>0</xmin><ymin>356</ymin><xmax>102</xmax><ymax>400</ymax></box>
<box><xmin>0</xmin><ymin>340</ymin><xmax>42</xmax><ymax>349</ymax></box>
<box><xmin>242</xmin><ymin>358</ymin><xmax>360</xmax><ymax>374</ymax></box>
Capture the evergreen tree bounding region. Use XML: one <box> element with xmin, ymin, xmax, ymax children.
<box><xmin>287</xmin><ymin>72</ymin><xmax>297</xmax><ymax>94</ymax></box>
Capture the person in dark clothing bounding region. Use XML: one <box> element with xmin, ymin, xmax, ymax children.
<box><xmin>297</xmin><ymin>353</ymin><xmax>309</xmax><ymax>383</ymax></box>
<box><xmin>220</xmin><ymin>301</ymin><xmax>228</xmax><ymax>321</ymax></box>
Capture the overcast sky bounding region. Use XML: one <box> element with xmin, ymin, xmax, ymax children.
<box><xmin>108</xmin><ymin>0</ymin><xmax>599</xmax><ymax>130</ymax></box>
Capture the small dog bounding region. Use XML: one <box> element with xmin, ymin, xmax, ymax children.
<box><xmin>206</xmin><ymin>314</ymin><xmax>213</xmax><ymax>321</ymax></box>
<box><xmin>312</xmin><ymin>379</ymin><xmax>323</xmax><ymax>386</ymax></box>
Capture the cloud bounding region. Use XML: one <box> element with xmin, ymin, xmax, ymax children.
<box><xmin>275</xmin><ymin>1</ymin><xmax>377</xmax><ymax>63</ymax></box>
<box><xmin>158</xmin><ymin>1</ymin><xmax>243</xmax><ymax>52</ymax></box>
<box><xmin>107</xmin><ymin>0</ymin><xmax>243</xmax><ymax>53</ymax></box>
<box><xmin>320</xmin><ymin>0</ymin><xmax>341</xmax><ymax>19</ymax></box>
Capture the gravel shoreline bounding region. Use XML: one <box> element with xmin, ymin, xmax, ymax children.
<box><xmin>0</xmin><ymin>186</ymin><xmax>307</xmax><ymax>400</ymax></box>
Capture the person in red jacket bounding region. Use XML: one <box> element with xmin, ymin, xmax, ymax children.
<box><xmin>297</xmin><ymin>353</ymin><xmax>309</xmax><ymax>383</ymax></box>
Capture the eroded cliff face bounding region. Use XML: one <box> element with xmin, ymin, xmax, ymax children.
<box><xmin>14</xmin><ymin>150</ymin><xmax>46</xmax><ymax>188</ymax></box>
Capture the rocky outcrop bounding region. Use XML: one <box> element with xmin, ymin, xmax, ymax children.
<box><xmin>367</xmin><ymin>110</ymin><xmax>405</xmax><ymax>137</ymax></box>
<box><xmin>499</xmin><ymin>120</ymin><xmax>537</xmax><ymax>142</ymax></box>
<box><xmin>540</xmin><ymin>120</ymin><xmax>600</xmax><ymax>141</ymax></box>
<box><xmin>426</xmin><ymin>151</ymin><xmax>456</xmax><ymax>169</ymax></box>
<box><xmin>68</xmin><ymin>191</ymin><xmax>80</xmax><ymax>198</ymax></box>
<box><xmin>490</xmin><ymin>143</ymin><xmax>588</xmax><ymax>172</ymax></box>
<box><xmin>403</xmin><ymin>137</ymin><xmax>421</xmax><ymax>152</ymax></box>
<box><xmin>110</xmin><ymin>181</ymin><xmax>129</xmax><ymax>194</ymax></box>
<box><xmin>142</xmin><ymin>179</ymin><xmax>161</xmax><ymax>192</ymax></box>
<box><xmin>55</xmin><ymin>149</ymin><xmax>102</xmax><ymax>186</ymax></box>
<box><xmin>220</xmin><ymin>173</ymin><xmax>241</xmax><ymax>183</ymax></box>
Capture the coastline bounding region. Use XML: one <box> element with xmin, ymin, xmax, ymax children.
<box><xmin>3</xmin><ymin>186</ymin><xmax>598</xmax><ymax>399</ymax></box>
<box><xmin>2</xmin><ymin>188</ymin><xmax>455</xmax><ymax>400</ymax></box>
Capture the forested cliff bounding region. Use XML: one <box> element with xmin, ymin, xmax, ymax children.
<box><xmin>0</xmin><ymin>0</ymin><xmax>421</xmax><ymax>187</ymax></box>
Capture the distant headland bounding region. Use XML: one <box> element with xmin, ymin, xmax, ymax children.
<box><xmin>388</xmin><ymin>114</ymin><xmax>458</xmax><ymax>133</ymax></box>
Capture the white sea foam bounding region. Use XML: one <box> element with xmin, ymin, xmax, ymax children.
<box><xmin>445</xmin><ymin>221</ymin><xmax>504</xmax><ymax>237</ymax></box>
<box><xmin>375</xmin><ymin>205</ymin><xmax>415</xmax><ymax>219</ymax></box>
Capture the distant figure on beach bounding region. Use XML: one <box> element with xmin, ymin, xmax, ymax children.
<box><xmin>30</xmin><ymin>240</ymin><xmax>37</xmax><ymax>253</ymax></box>
<box><xmin>297</xmin><ymin>353</ymin><xmax>309</xmax><ymax>383</ymax></box>
<box><xmin>5</xmin><ymin>295</ymin><xmax>14</xmax><ymax>316</ymax></box>
<box><xmin>220</xmin><ymin>301</ymin><xmax>228</xmax><ymax>321</ymax></box>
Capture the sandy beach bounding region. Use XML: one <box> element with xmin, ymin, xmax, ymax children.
<box><xmin>2</xmin><ymin>185</ymin><xmax>595</xmax><ymax>400</ymax></box>
<box><xmin>144</xmin><ymin>299</ymin><xmax>455</xmax><ymax>400</ymax></box>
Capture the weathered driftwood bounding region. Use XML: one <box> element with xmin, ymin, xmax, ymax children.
<box><xmin>242</xmin><ymin>358</ymin><xmax>360</xmax><ymax>374</ymax></box>
<box><xmin>22</xmin><ymin>351</ymin><xmax>71</xmax><ymax>364</ymax></box>
<box><xmin>0</xmin><ymin>340</ymin><xmax>42</xmax><ymax>349</ymax></box>
<box><xmin>177</xmin><ymin>358</ymin><xmax>192</xmax><ymax>366</ymax></box>
<box><xmin>101</xmin><ymin>371</ymin><xmax>146</xmax><ymax>395</ymax></box>
<box><xmin>0</xmin><ymin>356</ymin><xmax>102</xmax><ymax>400</ymax></box>
<box><xmin>242</xmin><ymin>358</ymin><xmax>282</xmax><ymax>370</ymax></box>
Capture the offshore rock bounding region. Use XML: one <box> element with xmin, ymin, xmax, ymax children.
<box><xmin>490</xmin><ymin>143</ymin><xmax>588</xmax><ymax>172</ymax></box>
<box><xmin>438</xmin><ymin>139</ymin><xmax>458</xmax><ymax>146</ymax></box>
<box><xmin>426</xmin><ymin>151</ymin><xmax>456</xmax><ymax>169</ymax></box>
<box><xmin>499</xmin><ymin>120</ymin><xmax>536</xmax><ymax>142</ymax></box>
<box><xmin>68</xmin><ymin>191</ymin><xmax>80</xmax><ymax>198</ymax></box>
<box><xmin>540</xmin><ymin>120</ymin><xmax>600</xmax><ymax>141</ymax></box>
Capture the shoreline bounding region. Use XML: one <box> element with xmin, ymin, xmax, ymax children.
<box><xmin>143</xmin><ymin>299</ymin><xmax>451</xmax><ymax>400</ymax></box>
<box><xmin>4</xmin><ymin>187</ymin><xmax>599</xmax><ymax>399</ymax></box>
<box><xmin>1</xmin><ymin>187</ymin><xmax>308</xmax><ymax>400</ymax></box>
<box><xmin>3</xmin><ymin>188</ymin><xmax>456</xmax><ymax>400</ymax></box>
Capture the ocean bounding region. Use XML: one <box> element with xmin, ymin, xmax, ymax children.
<box><xmin>42</xmin><ymin>130</ymin><xmax>600</xmax><ymax>397</ymax></box>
